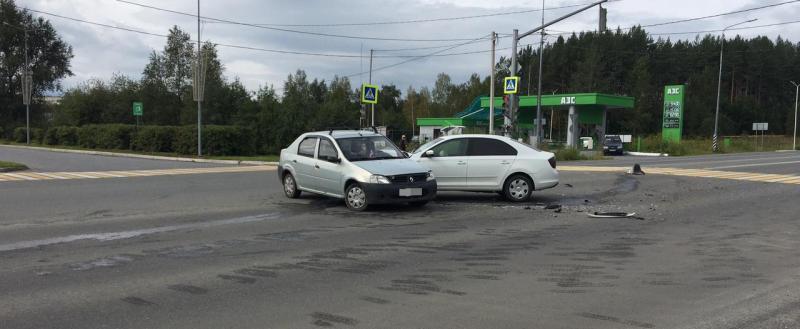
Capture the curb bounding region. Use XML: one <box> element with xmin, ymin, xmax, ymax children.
<box><xmin>625</xmin><ymin>151</ymin><xmax>669</xmax><ymax>157</ymax></box>
<box><xmin>0</xmin><ymin>144</ymin><xmax>278</xmax><ymax>166</ymax></box>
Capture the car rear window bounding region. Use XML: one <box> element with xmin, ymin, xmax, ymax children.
<box><xmin>467</xmin><ymin>138</ymin><xmax>518</xmax><ymax>156</ymax></box>
<box><xmin>298</xmin><ymin>137</ymin><xmax>317</xmax><ymax>157</ymax></box>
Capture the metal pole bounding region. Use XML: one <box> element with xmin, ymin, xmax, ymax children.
<box><xmin>411</xmin><ymin>95</ymin><xmax>415</xmax><ymax>138</ymax></box>
<box><xmin>489</xmin><ymin>32</ymin><xmax>496</xmax><ymax>135</ymax></box>
<box><xmin>369</xmin><ymin>49</ymin><xmax>374</xmax><ymax>127</ymax></box>
<box><xmin>197</xmin><ymin>0</ymin><xmax>202</xmax><ymax>157</ymax></box>
<box><xmin>792</xmin><ymin>81</ymin><xmax>799</xmax><ymax>151</ymax></box>
<box><xmin>712</xmin><ymin>33</ymin><xmax>724</xmax><ymax>152</ymax></box>
<box><xmin>509</xmin><ymin>29</ymin><xmax>518</xmax><ymax>137</ymax></box>
<box><xmin>535</xmin><ymin>0</ymin><xmax>545</xmax><ymax>147</ymax></box>
<box><xmin>25</xmin><ymin>29</ymin><xmax>30</xmax><ymax>145</ymax></box>
<box><xmin>713</xmin><ymin>19</ymin><xmax>757</xmax><ymax>152</ymax></box>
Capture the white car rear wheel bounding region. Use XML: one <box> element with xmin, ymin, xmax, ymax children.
<box><xmin>504</xmin><ymin>174</ymin><xmax>533</xmax><ymax>202</ymax></box>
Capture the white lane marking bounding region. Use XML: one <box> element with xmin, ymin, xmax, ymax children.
<box><xmin>0</xmin><ymin>213</ymin><xmax>281</xmax><ymax>252</ymax></box>
<box><xmin>707</xmin><ymin>160</ymin><xmax>800</xmax><ymax>170</ymax></box>
<box><xmin>1</xmin><ymin>173</ymin><xmax>39</xmax><ymax>181</ymax></box>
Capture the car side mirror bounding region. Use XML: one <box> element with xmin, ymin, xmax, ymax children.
<box><xmin>424</xmin><ymin>150</ymin><xmax>435</xmax><ymax>157</ymax></box>
<box><xmin>329</xmin><ymin>156</ymin><xmax>341</xmax><ymax>164</ymax></box>
<box><xmin>402</xmin><ymin>151</ymin><xmax>410</xmax><ymax>158</ymax></box>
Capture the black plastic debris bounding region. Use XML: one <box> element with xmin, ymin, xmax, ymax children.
<box><xmin>564</xmin><ymin>183</ymin><xmax>574</xmax><ymax>188</ymax></box>
<box><xmin>545</xmin><ymin>204</ymin><xmax>562</xmax><ymax>210</ymax></box>
<box><xmin>631</xmin><ymin>164</ymin><xmax>645</xmax><ymax>175</ymax></box>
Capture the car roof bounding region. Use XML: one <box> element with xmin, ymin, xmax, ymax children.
<box><xmin>306</xmin><ymin>130</ymin><xmax>382</xmax><ymax>138</ymax></box>
<box><xmin>437</xmin><ymin>134</ymin><xmax>511</xmax><ymax>141</ymax></box>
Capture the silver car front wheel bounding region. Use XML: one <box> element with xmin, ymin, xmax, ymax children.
<box><xmin>283</xmin><ymin>173</ymin><xmax>301</xmax><ymax>198</ymax></box>
<box><xmin>345</xmin><ymin>184</ymin><xmax>368</xmax><ymax>211</ymax></box>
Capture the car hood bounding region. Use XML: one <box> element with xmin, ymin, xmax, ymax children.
<box><xmin>352</xmin><ymin>158</ymin><xmax>428</xmax><ymax>176</ymax></box>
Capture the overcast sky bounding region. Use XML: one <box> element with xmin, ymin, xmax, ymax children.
<box><xmin>19</xmin><ymin>0</ymin><xmax>800</xmax><ymax>95</ymax></box>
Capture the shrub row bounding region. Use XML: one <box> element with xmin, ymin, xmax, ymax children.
<box><xmin>19</xmin><ymin>124</ymin><xmax>255</xmax><ymax>156</ymax></box>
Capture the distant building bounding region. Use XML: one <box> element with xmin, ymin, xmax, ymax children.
<box><xmin>42</xmin><ymin>95</ymin><xmax>62</xmax><ymax>105</ymax></box>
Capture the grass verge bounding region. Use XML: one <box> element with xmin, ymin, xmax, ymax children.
<box><xmin>0</xmin><ymin>161</ymin><xmax>28</xmax><ymax>172</ymax></box>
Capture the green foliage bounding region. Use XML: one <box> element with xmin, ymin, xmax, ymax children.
<box><xmin>13</xmin><ymin>127</ymin><xmax>26</xmax><ymax>143</ymax></box>
<box><xmin>131</xmin><ymin>126</ymin><xmax>176</xmax><ymax>152</ymax></box>
<box><xmin>76</xmin><ymin>124</ymin><xmax>135</xmax><ymax>150</ymax></box>
<box><xmin>0</xmin><ymin>1</ymin><xmax>73</xmax><ymax>133</ymax></box>
<box><xmin>555</xmin><ymin>147</ymin><xmax>581</xmax><ymax>161</ymax></box>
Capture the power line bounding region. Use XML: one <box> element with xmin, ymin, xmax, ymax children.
<box><xmin>641</xmin><ymin>0</ymin><xmax>800</xmax><ymax>28</ymax></box>
<box><xmin>201</xmin><ymin>1</ymin><xmax>611</xmax><ymax>27</ymax></box>
<box><xmin>550</xmin><ymin>0</ymin><xmax>800</xmax><ymax>36</ymax></box>
<box><xmin>344</xmin><ymin>34</ymin><xmax>492</xmax><ymax>78</ymax></box>
<box><xmin>649</xmin><ymin>19</ymin><xmax>800</xmax><ymax>35</ymax></box>
<box><xmin>116</xmin><ymin>0</ymin><xmax>495</xmax><ymax>42</ymax></box>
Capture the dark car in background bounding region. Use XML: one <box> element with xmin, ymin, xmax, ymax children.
<box><xmin>603</xmin><ymin>135</ymin><xmax>624</xmax><ymax>155</ymax></box>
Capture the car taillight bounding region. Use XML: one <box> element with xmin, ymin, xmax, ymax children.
<box><xmin>548</xmin><ymin>156</ymin><xmax>556</xmax><ymax>169</ymax></box>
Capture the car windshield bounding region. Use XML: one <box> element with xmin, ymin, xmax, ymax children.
<box><xmin>606</xmin><ymin>136</ymin><xmax>622</xmax><ymax>143</ymax></box>
<box><xmin>336</xmin><ymin>135</ymin><xmax>405</xmax><ymax>161</ymax></box>
<box><xmin>412</xmin><ymin>138</ymin><xmax>443</xmax><ymax>154</ymax></box>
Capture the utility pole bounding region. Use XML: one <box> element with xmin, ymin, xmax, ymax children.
<box><xmin>536</xmin><ymin>0</ymin><xmax>546</xmax><ymax>146</ymax></box>
<box><xmin>489</xmin><ymin>32</ymin><xmax>496</xmax><ymax>135</ymax></box>
<box><xmin>791</xmin><ymin>81</ymin><xmax>799</xmax><ymax>151</ymax></box>
<box><xmin>713</xmin><ymin>19</ymin><xmax>757</xmax><ymax>152</ymax></box>
<box><xmin>24</xmin><ymin>29</ymin><xmax>30</xmax><ymax>145</ymax></box>
<box><xmin>411</xmin><ymin>95</ymin><xmax>415</xmax><ymax>138</ymax></box>
<box><xmin>369</xmin><ymin>49</ymin><xmax>374</xmax><ymax>127</ymax></box>
<box><xmin>196</xmin><ymin>0</ymin><xmax>202</xmax><ymax>157</ymax></box>
<box><xmin>508</xmin><ymin>29</ymin><xmax>518</xmax><ymax>137</ymax></box>
<box><xmin>509</xmin><ymin>0</ymin><xmax>607</xmax><ymax>147</ymax></box>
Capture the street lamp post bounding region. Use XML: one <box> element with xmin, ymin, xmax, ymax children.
<box><xmin>791</xmin><ymin>81</ymin><xmax>799</xmax><ymax>151</ymax></box>
<box><xmin>3</xmin><ymin>22</ymin><xmax>39</xmax><ymax>144</ymax></box>
<box><xmin>713</xmin><ymin>18</ymin><xmax>757</xmax><ymax>152</ymax></box>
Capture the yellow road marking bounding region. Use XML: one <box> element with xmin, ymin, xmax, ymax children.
<box><xmin>558</xmin><ymin>165</ymin><xmax>798</xmax><ymax>185</ymax></box>
<box><xmin>0</xmin><ymin>165</ymin><xmax>276</xmax><ymax>183</ymax></box>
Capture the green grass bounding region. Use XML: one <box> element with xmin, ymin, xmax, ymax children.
<box><xmin>0</xmin><ymin>161</ymin><xmax>28</xmax><ymax>172</ymax></box>
<box><xmin>636</xmin><ymin>135</ymin><xmax>796</xmax><ymax>156</ymax></box>
<box><xmin>551</xmin><ymin>147</ymin><xmax>609</xmax><ymax>161</ymax></box>
<box><xmin>0</xmin><ymin>140</ymin><xmax>279</xmax><ymax>162</ymax></box>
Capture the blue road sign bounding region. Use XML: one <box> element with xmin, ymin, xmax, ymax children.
<box><xmin>504</xmin><ymin>76</ymin><xmax>519</xmax><ymax>94</ymax></box>
<box><xmin>362</xmin><ymin>84</ymin><xmax>378</xmax><ymax>104</ymax></box>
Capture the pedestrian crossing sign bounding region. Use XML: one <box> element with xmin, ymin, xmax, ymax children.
<box><xmin>361</xmin><ymin>83</ymin><xmax>378</xmax><ymax>104</ymax></box>
<box><xmin>504</xmin><ymin>76</ymin><xmax>519</xmax><ymax>94</ymax></box>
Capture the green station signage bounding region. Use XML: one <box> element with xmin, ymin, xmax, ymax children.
<box><xmin>662</xmin><ymin>85</ymin><xmax>684</xmax><ymax>143</ymax></box>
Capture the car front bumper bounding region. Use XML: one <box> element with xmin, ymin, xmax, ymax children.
<box><xmin>362</xmin><ymin>180</ymin><xmax>437</xmax><ymax>205</ymax></box>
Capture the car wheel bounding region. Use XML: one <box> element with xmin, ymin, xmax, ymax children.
<box><xmin>345</xmin><ymin>183</ymin><xmax>368</xmax><ymax>211</ymax></box>
<box><xmin>283</xmin><ymin>173</ymin><xmax>301</xmax><ymax>198</ymax></box>
<box><xmin>409</xmin><ymin>201</ymin><xmax>428</xmax><ymax>207</ymax></box>
<box><xmin>503</xmin><ymin>174</ymin><xmax>533</xmax><ymax>202</ymax></box>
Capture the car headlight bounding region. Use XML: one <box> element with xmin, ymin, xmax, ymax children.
<box><xmin>426</xmin><ymin>171</ymin><xmax>435</xmax><ymax>181</ymax></box>
<box><xmin>603</xmin><ymin>146</ymin><xmax>609</xmax><ymax>149</ymax></box>
<box><xmin>369</xmin><ymin>175</ymin><xmax>391</xmax><ymax>184</ymax></box>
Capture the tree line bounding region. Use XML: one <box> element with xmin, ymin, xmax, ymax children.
<box><xmin>2</xmin><ymin>0</ymin><xmax>800</xmax><ymax>154</ymax></box>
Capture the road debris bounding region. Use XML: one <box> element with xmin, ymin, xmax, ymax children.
<box><xmin>587</xmin><ymin>212</ymin><xmax>644</xmax><ymax>220</ymax></box>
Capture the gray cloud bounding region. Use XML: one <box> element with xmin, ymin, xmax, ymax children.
<box><xmin>21</xmin><ymin>0</ymin><xmax>800</xmax><ymax>95</ymax></box>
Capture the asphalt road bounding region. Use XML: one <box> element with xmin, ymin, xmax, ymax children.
<box><xmin>0</xmin><ymin>145</ymin><xmax>229</xmax><ymax>172</ymax></box>
<box><xmin>1</xmin><ymin>148</ymin><xmax>799</xmax><ymax>328</ymax></box>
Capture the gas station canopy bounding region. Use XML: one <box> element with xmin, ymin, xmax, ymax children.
<box><xmin>418</xmin><ymin>93</ymin><xmax>634</xmax><ymax>147</ymax></box>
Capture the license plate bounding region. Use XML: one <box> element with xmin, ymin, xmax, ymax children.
<box><xmin>399</xmin><ymin>188</ymin><xmax>422</xmax><ymax>197</ymax></box>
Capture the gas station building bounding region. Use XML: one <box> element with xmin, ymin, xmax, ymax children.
<box><xmin>416</xmin><ymin>93</ymin><xmax>634</xmax><ymax>148</ymax></box>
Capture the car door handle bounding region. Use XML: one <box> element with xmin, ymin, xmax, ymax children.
<box><xmin>501</xmin><ymin>161</ymin><xmax>512</xmax><ymax>165</ymax></box>
<box><xmin>457</xmin><ymin>161</ymin><xmax>467</xmax><ymax>165</ymax></box>
<box><xmin>315</xmin><ymin>164</ymin><xmax>320</xmax><ymax>169</ymax></box>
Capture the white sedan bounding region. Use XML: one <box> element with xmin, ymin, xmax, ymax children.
<box><xmin>409</xmin><ymin>134</ymin><xmax>559</xmax><ymax>202</ymax></box>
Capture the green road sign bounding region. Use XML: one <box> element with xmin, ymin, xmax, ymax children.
<box><xmin>132</xmin><ymin>101</ymin><xmax>144</xmax><ymax>116</ymax></box>
<box><xmin>503</xmin><ymin>76</ymin><xmax>519</xmax><ymax>94</ymax></box>
<box><xmin>662</xmin><ymin>85</ymin><xmax>684</xmax><ymax>143</ymax></box>
<box><xmin>361</xmin><ymin>84</ymin><xmax>378</xmax><ymax>104</ymax></box>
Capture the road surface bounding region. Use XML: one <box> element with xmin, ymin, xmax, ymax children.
<box><xmin>1</xmin><ymin>146</ymin><xmax>799</xmax><ymax>328</ymax></box>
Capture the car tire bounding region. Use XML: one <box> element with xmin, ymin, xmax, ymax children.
<box><xmin>282</xmin><ymin>172</ymin><xmax>301</xmax><ymax>198</ymax></box>
<box><xmin>408</xmin><ymin>201</ymin><xmax>428</xmax><ymax>207</ymax></box>
<box><xmin>503</xmin><ymin>174</ymin><xmax>533</xmax><ymax>202</ymax></box>
<box><xmin>345</xmin><ymin>183</ymin><xmax>369</xmax><ymax>211</ymax></box>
